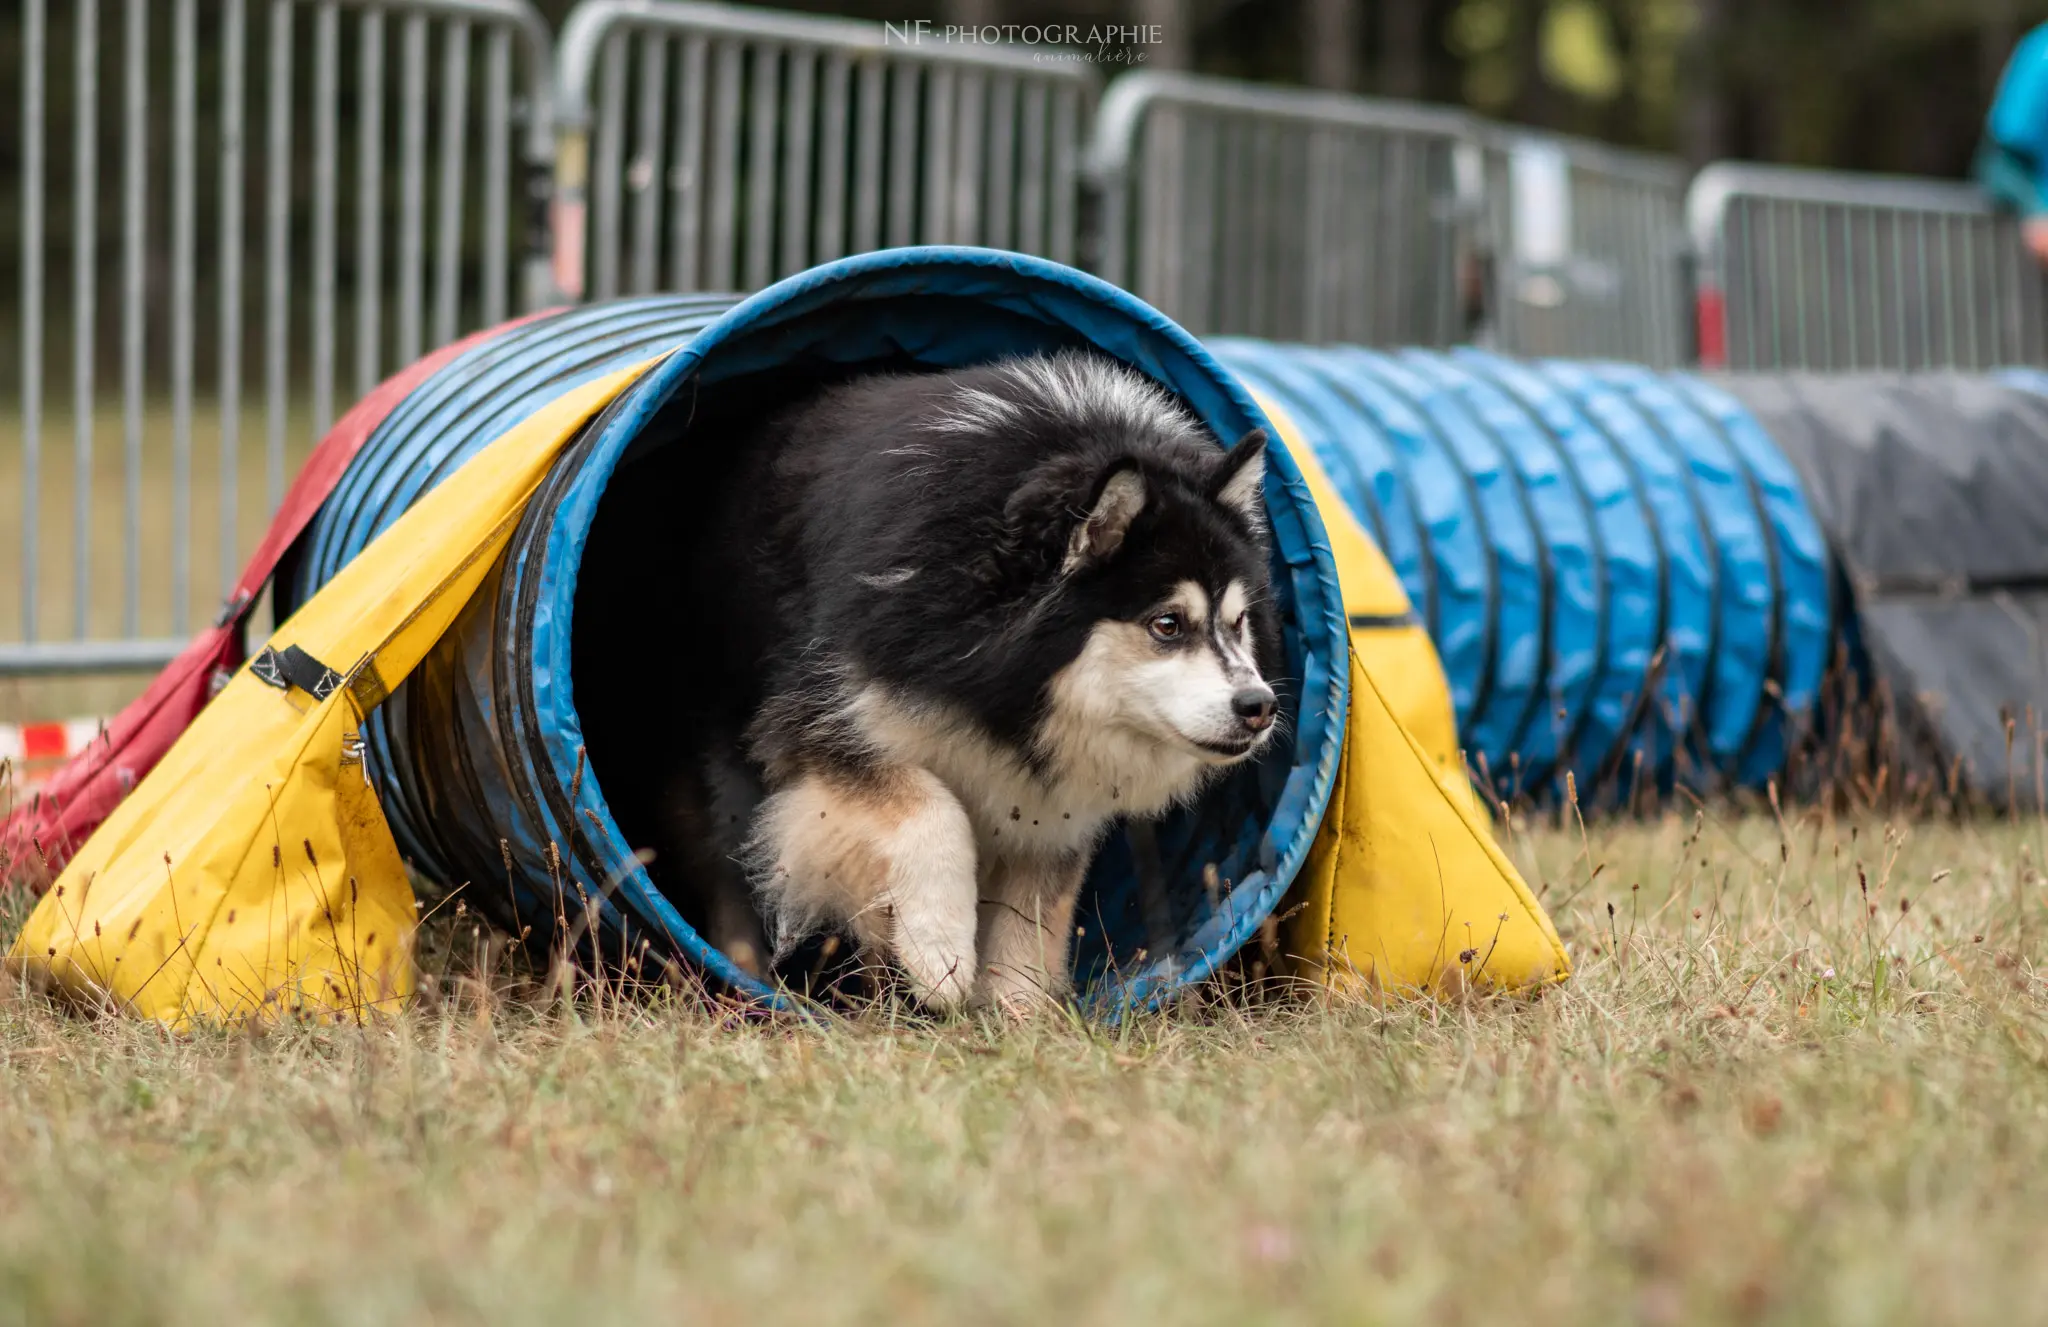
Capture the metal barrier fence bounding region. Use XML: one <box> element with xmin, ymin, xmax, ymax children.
<box><xmin>1082</xmin><ymin>73</ymin><xmax>1689</xmax><ymax>361</ymax></box>
<box><xmin>1481</xmin><ymin>131</ymin><xmax>1690</xmax><ymax>367</ymax></box>
<box><xmin>15</xmin><ymin>1</ymin><xmax>2045</xmax><ymax>680</ymax></box>
<box><xmin>1689</xmin><ymin>161</ymin><xmax>2048</xmax><ymax>371</ymax></box>
<box><xmin>1084</xmin><ymin>71</ymin><xmax>1483</xmax><ymax>345</ymax></box>
<box><xmin>7</xmin><ymin>0</ymin><xmax>554</xmax><ymax>675</ymax></box>
<box><xmin>549</xmin><ymin>0</ymin><xmax>1093</xmax><ymax>302</ymax></box>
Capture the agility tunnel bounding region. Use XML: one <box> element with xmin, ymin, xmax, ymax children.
<box><xmin>12</xmin><ymin>246</ymin><xmax>1583</xmax><ymax>1024</ymax></box>
<box><xmin>261</xmin><ymin>274</ymin><xmax>2048</xmax><ymax>1006</ymax></box>
<box><xmin>1232</xmin><ymin>348</ymin><xmax>2048</xmax><ymax>803</ymax></box>
<box><xmin>270</xmin><ymin>250</ymin><xmax>1356</xmax><ymax>1012</ymax></box>
<box><xmin>288</xmin><ymin>313</ymin><xmax>1855</xmax><ymax>943</ymax></box>
<box><xmin>32</xmin><ymin>244</ymin><xmax>2048</xmax><ymax>1024</ymax></box>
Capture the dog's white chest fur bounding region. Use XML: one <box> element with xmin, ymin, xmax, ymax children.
<box><xmin>847</xmin><ymin>683</ymin><xmax>1212</xmax><ymax>863</ymax></box>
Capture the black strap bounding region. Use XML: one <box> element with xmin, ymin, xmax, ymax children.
<box><xmin>1348</xmin><ymin>610</ymin><xmax>1420</xmax><ymax>630</ymax></box>
<box><xmin>250</xmin><ymin>644</ymin><xmax>344</xmax><ymax>701</ymax></box>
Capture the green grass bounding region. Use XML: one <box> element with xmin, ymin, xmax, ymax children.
<box><xmin>5</xmin><ymin>806</ymin><xmax>2048</xmax><ymax>1325</ymax></box>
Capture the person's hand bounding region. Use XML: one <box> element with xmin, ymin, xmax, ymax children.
<box><xmin>2024</xmin><ymin>215</ymin><xmax>2048</xmax><ymax>267</ymax></box>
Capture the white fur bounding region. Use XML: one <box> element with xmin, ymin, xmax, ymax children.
<box><xmin>978</xmin><ymin>855</ymin><xmax>1088</xmax><ymax>1012</ymax></box>
<box><xmin>847</xmin><ymin>685</ymin><xmax>1126</xmax><ymax>859</ymax></box>
<box><xmin>1218</xmin><ymin>581</ymin><xmax>1248</xmax><ymax>629</ymax></box>
<box><xmin>749</xmin><ymin>766</ymin><xmax>979</xmax><ymax>1012</ymax></box>
<box><xmin>998</xmin><ymin>353</ymin><xmax>1204</xmax><ymax>446</ymax></box>
<box><xmin>1049</xmin><ymin>616</ymin><xmax>1271</xmax><ymax>767</ymax></box>
<box><xmin>925</xmin><ymin>386</ymin><xmax>1025</xmax><ymax>435</ymax></box>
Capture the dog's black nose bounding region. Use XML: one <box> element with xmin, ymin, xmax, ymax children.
<box><xmin>1232</xmin><ymin>686</ymin><xmax>1276</xmax><ymax>732</ymax></box>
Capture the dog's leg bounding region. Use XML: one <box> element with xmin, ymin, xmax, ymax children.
<box><xmin>976</xmin><ymin>852</ymin><xmax>1086</xmax><ymax>1015</ymax></box>
<box><xmin>750</xmin><ymin>765</ymin><xmax>978</xmax><ymax>1013</ymax></box>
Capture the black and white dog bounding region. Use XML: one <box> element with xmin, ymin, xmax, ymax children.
<box><xmin>655</xmin><ymin>351</ymin><xmax>1283</xmax><ymax>1013</ymax></box>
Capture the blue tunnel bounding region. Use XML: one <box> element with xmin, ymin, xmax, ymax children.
<box><xmin>1207</xmin><ymin>341</ymin><xmax>1835</xmax><ymax>801</ymax></box>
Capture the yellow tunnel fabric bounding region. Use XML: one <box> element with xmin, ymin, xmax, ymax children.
<box><xmin>1259</xmin><ymin>396</ymin><xmax>1571</xmax><ymax>994</ymax></box>
<box><xmin>9</xmin><ymin>362</ymin><xmax>658</xmax><ymax>1028</ymax></box>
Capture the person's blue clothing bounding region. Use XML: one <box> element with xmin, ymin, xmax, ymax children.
<box><xmin>1990</xmin><ymin>23</ymin><xmax>2048</xmax><ymax>161</ymax></box>
<box><xmin>1977</xmin><ymin>139</ymin><xmax>2048</xmax><ymax>217</ymax></box>
<box><xmin>1980</xmin><ymin>22</ymin><xmax>2048</xmax><ymax>217</ymax></box>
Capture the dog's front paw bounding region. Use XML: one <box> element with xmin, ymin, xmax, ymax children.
<box><xmin>901</xmin><ymin>955</ymin><xmax>976</xmax><ymax>1015</ymax></box>
<box><xmin>886</xmin><ymin>894</ymin><xmax>978</xmax><ymax>1016</ymax></box>
<box><xmin>751</xmin><ymin>764</ymin><xmax>980</xmax><ymax>1016</ymax></box>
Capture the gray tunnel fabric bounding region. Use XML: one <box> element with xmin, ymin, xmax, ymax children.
<box><xmin>1721</xmin><ymin>373</ymin><xmax>2048</xmax><ymax>786</ymax></box>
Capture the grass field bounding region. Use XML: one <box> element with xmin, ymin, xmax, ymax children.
<box><xmin>4</xmin><ymin>399</ymin><xmax>2045</xmax><ymax>1323</ymax></box>
<box><xmin>5</xmin><ymin>805</ymin><xmax>2048</xmax><ymax>1325</ymax></box>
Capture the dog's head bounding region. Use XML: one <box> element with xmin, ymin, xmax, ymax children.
<box><xmin>975</xmin><ymin>354</ymin><xmax>1285</xmax><ymax>772</ymax></box>
<box><xmin>1042</xmin><ymin>435</ymin><xmax>1282</xmax><ymax>767</ymax></box>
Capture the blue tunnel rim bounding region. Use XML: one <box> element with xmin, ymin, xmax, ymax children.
<box><xmin>488</xmin><ymin>247</ymin><xmax>1352</xmax><ymax>1014</ymax></box>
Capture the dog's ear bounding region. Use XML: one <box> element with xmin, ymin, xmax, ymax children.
<box><xmin>1062</xmin><ymin>463</ymin><xmax>1147</xmax><ymax>574</ymax></box>
<box><xmin>1209</xmin><ymin>429</ymin><xmax>1268</xmax><ymax>530</ymax></box>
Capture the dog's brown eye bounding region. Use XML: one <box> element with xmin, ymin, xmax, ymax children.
<box><xmin>1232</xmin><ymin>612</ymin><xmax>1247</xmax><ymax>634</ymax></box>
<box><xmin>1148</xmin><ymin>612</ymin><xmax>1185</xmax><ymax>642</ymax></box>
